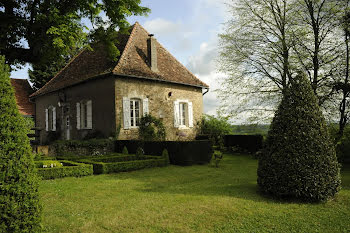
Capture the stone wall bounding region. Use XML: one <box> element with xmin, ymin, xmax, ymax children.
<box><xmin>115</xmin><ymin>77</ymin><xmax>204</xmax><ymax>140</ymax></box>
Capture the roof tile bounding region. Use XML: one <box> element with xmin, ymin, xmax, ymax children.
<box><xmin>31</xmin><ymin>22</ymin><xmax>208</xmax><ymax>98</ymax></box>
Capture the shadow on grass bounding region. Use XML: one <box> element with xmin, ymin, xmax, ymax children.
<box><xmin>105</xmin><ymin>155</ymin><xmax>273</xmax><ymax>203</ymax></box>
<box><xmin>106</xmin><ymin>154</ymin><xmax>350</xmax><ymax>204</ymax></box>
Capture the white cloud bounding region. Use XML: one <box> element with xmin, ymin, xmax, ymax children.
<box><xmin>143</xmin><ymin>18</ymin><xmax>192</xmax><ymax>52</ymax></box>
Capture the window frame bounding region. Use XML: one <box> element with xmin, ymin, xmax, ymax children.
<box><xmin>130</xmin><ymin>98</ymin><xmax>141</xmax><ymax>128</ymax></box>
<box><xmin>46</xmin><ymin>105</ymin><xmax>56</xmax><ymax>131</ymax></box>
<box><xmin>178</xmin><ymin>102</ymin><xmax>187</xmax><ymax>127</ymax></box>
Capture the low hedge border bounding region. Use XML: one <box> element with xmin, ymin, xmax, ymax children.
<box><xmin>78</xmin><ymin>157</ymin><xmax>167</xmax><ymax>174</ymax></box>
<box><xmin>36</xmin><ymin>160</ymin><xmax>93</xmax><ymax>180</ymax></box>
<box><xmin>56</xmin><ymin>153</ymin><xmax>159</xmax><ymax>162</ymax></box>
<box><xmin>115</xmin><ymin>140</ymin><xmax>213</xmax><ymax>165</ymax></box>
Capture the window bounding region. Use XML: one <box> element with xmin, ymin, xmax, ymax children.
<box><xmin>179</xmin><ymin>102</ymin><xmax>187</xmax><ymax>126</ymax></box>
<box><xmin>130</xmin><ymin>99</ymin><xmax>141</xmax><ymax>127</ymax></box>
<box><xmin>76</xmin><ymin>100</ymin><xmax>92</xmax><ymax>130</ymax></box>
<box><xmin>123</xmin><ymin>97</ymin><xmax>149</xmax><ymax>129</ymax></box>
<box><xmin>45</xmin><ymin>106</ymin><xmax>56</xmax><ymax>131</ymax></box>
<box><xmin>174</xmin><ymin>100</ymin><xmax>193</xmax><ymax>128</ymax></box>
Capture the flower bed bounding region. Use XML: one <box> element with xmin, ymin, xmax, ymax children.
<box><xmin>36</xmin><ymin>160</ymin><xmax>93</xmax><ymax>180</ymax></box>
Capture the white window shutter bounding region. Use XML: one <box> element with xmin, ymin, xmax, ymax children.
<box><xmin>86</xmin><ymin>100</ymin><xmax>92</xmax><ymax>129</ymax></box>
<box><xmin>174</xmin><ymin>101</ymin><xmax>179</xmax><ymax>128</ymax></box>
<box><xmin>45</xmin><ymin>108</ymin><xmax>49</xmax><ymax>131</ymax></box>
<box><xmin>143</xmin><ymin>98</ymin><xmax>149</xmax><ymax>116</ymax></box>
<box><xmin>123</xmin><ymin>97</ymin><xmax>130</xmax><ymax>129</ymax></box>
<box><xmin>52</xmin><ymin>107</ymin><xmax>56</xmax><ymax>131</ymax></box>
<box><xmin>76</xmin><ymin>102</ymin><xmax>81</xmax><ymax>130</ymax></box>
<box><xmin>188</xmin><ymin>102</ymin><xmax>193</xmax><ymax>128</ymax></box>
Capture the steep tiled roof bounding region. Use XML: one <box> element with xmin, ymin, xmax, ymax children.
<box><xmin>10</xmin><ymin>79</ymin><xmax>35</xmax><ymax>116</ymax></box>
<box><xmin>30</xmin><ymin>22</ymin><xmax>208</xmax><ymax>98</ymax></box>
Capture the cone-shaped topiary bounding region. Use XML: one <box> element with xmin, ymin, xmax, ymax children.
<box><xmin>257</xmin><ymin>73</ymin><xmax>341</xmax><ymax>202</ymax></box>
<box><xmin>0</xmin><ymin>56</ymin><xmax>42</xmax><ymax>232</ymax></box>
<box><xmin>122</xmin><ymin>146</ymin><xmax>129</xmax><ymax>154</ymax></box>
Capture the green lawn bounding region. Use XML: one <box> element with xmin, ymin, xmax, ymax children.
<box><xmin>40</xmin><ymin>154</ymin><xmax>350</xmax><ymax>233</ymax></box>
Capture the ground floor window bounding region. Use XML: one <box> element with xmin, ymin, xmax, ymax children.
<box><xmin>130</xmin><ymin>99</ymin><xmax>141</xmax><ymax>127</ymax></box>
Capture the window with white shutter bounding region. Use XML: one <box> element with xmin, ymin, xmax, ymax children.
<box><xmin>77</xmin><ymin>100</ymin><xmax>92</xmax><ymax>130</ymax></box>
<box><xmin>45</xmin><ymin>109</ymin><xmax>49</xmax><ymax>131</ymax></box>
<box><xmin>143</xmin><ymin>98</ymin><xmax>149</xmax><ymax>116</ymax></box>
<box><xmin>123</xmin><ymin>97</ymin><xmax>131</xmax><ymax>129</ymax></box>
<box><xmin>76</xmin><ymin>102</ymin><xmax>81</xmax><ymax>129</ymax></box>
<box><xmin>46</xmin><ymin>106</ymin><xmax>56</xmax><ymax>131</ymax></box>
<box><xmin>174</xmin><ymin>100</ymin><xmax>194</xmax><ymax>128</ymax></box>
<box><xmin>188</xmin><ymin>102</ymin><xmax>193</xmax><ymax>128</ymax></box>
<box><xmin>174</xmin><ymin>101</ymin><xmax>179</xmax><ymax>127</ymax></box>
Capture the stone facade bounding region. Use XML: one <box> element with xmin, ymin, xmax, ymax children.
<box><xmin>115</xmin><ymin>76</ymin><xmax>203</xmax><ymax>141</ymax></box>
<box><xmin>34</xmin><ymin>75</ymin><xmax>204</xmax><ymax>144</ymax></box>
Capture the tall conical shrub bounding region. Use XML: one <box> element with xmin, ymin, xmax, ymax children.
<box><xmin>257</xmin><ymin>73</ymin><xmax>341</xmax><ymax>202</ymax></box>
<box><xmin>0</xmin><ymin>56</ymin><xmax>42</xmax><ymax>232</ymax></box>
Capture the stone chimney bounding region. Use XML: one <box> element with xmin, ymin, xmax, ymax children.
<box><xmin>147</xmin><ymin>34</ymin><xmax>158</xmax><ymax>72</ymax></box>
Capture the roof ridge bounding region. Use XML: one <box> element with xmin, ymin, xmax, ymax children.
<box><xmin>30</xmin><ymin>48</ymin><xmax>87</xmax><ymax>97</ymax></box>
<box><xmin>121</xmin><ymin>23</ymin><xmax>209</xmax><ymax>88</ymax></box>
<box><xmin>113</xmin><ymin>22</ymin><xmax>139</xmax><ymax>72</ymax></box>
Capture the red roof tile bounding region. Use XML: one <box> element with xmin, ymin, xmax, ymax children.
<box><xmin>10</xmin><ymin>79</ymin><xmax>35</xmax><ymax>116</ymax></box>
<box><xmin>30</xmin><ymin>22</ymin><xmax>208</xmax><ymax>98</ymax></box>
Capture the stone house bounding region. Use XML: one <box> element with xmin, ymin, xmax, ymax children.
<box><xmin>29</xmin><ymin>22</ymin><xmax>209</xmax><ymax>144</ymax></box>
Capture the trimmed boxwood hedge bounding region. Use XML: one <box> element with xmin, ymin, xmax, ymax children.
<box><xmin>36</xmin><ymin>160</ymin><xmax>93</xmax><ymax>180</ymax></box>
<box><xmin>56</xmin><ymin>153</ymin><xmax>140</xmax><ymax>162</ymax></box>
<box><xmin>79</xmin><ymin>157</ymin><xmax>168</xmax><ymax>174</ymax></box>
<box><xmin>224</xmin><ymin>135</ymin><xmax>263</xmax><ymax>153</ymax></box>
<box><xmin>50</xmin><ymin>139</ymin><xmax>115</xmax><ymax>156</ymax></box>
<box><xmin>115</xmin><ymin>140</ymin><xmax>213</xmax><ymax>165</ymax></box>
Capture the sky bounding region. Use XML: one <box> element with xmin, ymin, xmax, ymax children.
<box><xmin>11</xmin><ymin>0</ymin><xmax>230</xmax><ymax>116</ymax></box>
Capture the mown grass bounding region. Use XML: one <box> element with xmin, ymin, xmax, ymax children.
<box><xmin>40</xmin><ymin>154</ymin><xmax>350</xmax><ymax>233</ymax></box>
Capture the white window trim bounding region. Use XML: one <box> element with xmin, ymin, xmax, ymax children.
<box><xmin>130</xmin><ymin>98</ymin><xmax>141</xmax><ymax>128</ymax></box>
<box><xmin>174</xmin><ymin>99</ymin><xmax>193</xmax><ymax>129</ymax></box>
<box><xmin>77</xmin><ymin>100</ymin><xmax>92</xmax><ymax>130</ymax></box>
<box><xmin>123</xmin><ymin>97</ymin><xmax>149</xmax><ymax>130</ymax></box>
<box><xmin>45</xmin><ymin>106</ymin><xmax>56</xmax><ymax>132</ymax></box>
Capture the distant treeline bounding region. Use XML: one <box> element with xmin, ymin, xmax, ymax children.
<box><xmin>231</xmin><ymin>124</ymin><xmax>270</xmax><ymax>135</ymax></box>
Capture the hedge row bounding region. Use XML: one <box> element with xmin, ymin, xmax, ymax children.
<box><xmin>50</xmin><ymin>139</ymin><xmax>115</xmax><ymax>156</ymax></box>
<box><xmin>114</xmin><ymin>140</ymin><xmax>213</xmax><ymax>165</ymax></box>
<box><xmin>224</xmin><ymin>135</ymin><xmax>263</xmax><ymax>153</ymax></box>
<box><xmin>56</xmin><ymin>153</ymin><xmax>134</xmax><ymax>161</ymax></box>
<box><xmin>36</xmin><ymin>160</ymin><xmax>93</xmax><ymax>180</ymax></box>
<box><xmin>78</xmin><ymin>157</ymin><xmax>167</xmax><ymax>174</ymax></box>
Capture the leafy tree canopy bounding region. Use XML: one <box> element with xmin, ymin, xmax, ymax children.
<box><xmin>0</xmin><ymin>0</ymin><xmax>150</xmax><ymax>89</ymax></box>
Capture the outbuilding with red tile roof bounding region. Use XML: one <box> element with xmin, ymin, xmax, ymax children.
<box><xmin>30</xmin><ymin>22</ymin><xmax>209</xmax><ymax>144</ymax></box>
<box><xmin>11</xmin><ymin>78</ymin><xmax>35</xmax><ymax>117</ymax></box>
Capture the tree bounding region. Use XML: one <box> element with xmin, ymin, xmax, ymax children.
<box><xmin>218</xmin><ymin>0</ymin><xmax>296</xmax><ymax>122</ymax></box>
<box><xmin>0</xmin><ymin>0</ymin><xmax>150</xmax><ymax>89</ymax></box>
<box><xmin>292</xmin><ymin>0</ymin><xmax>344</xmax><ymax>104</ymax></box>
<box><xmin>257</xmin><ymin>73</ymin><xmax>341</xmax><ymax>202</ymax></box>
<box><xmin>336</xmin><ymin>0</ymin><xmax>350</xmax><ymax>138</ymax></box>
<box><xmin>0</xmin><ymin>56</ymin><xmax>41</xmax><ymax>232</ymax></box>
<box><xmin>197</xmin><ymin>115</ymin><xmax>232</xmax><ymax>147</ymax></box>
<box><xmin>218</xmin><ymin>0</ymin><xmax>345</xmax><ymax>124</ymax></box>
